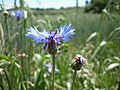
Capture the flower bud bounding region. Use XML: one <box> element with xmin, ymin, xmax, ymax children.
<box><xmin>48</xmin><ymin>38</ymin><xmax>57</xmax><ymax>55</ymax></box>
<box><xmin>2</xmin><ymin>10</ymin><xmax>9</xmax><ymax>16</ymax></box>
<box><xmin>71</xmin><ymin>54</ymin><xmax>87</xmax><ymax>71</ymax></box>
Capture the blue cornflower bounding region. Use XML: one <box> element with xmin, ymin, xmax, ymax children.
<box><xmin>25</xmin><ymin>24</ymin><xmax>75</xmax><ymax>50</ymax></box>
<box><xmin>11</xmin><ymin>10</ymin><xmax>24</xmax><ymax>18</ymax></box>
<box><xmin>46</xmin><ymin>63</ymin><xmax>59</xmax><ymax>73</ymax></box>
<box><xmin>46</xmin><ymin>63</ymin><xmax>53</xmax><ymax>73</ymax></box>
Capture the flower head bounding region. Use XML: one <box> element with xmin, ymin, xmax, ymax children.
<box><xmin>71</xmin><ymin>54</ymin><xmax>87</xmax><ymax>71</ymax></box>
<box><xmin>25</xmin><ymin>24</ymin><xmax>75</xmax><ymax>52</ymax></box>
<box><xmin>11</xmin><ymin>10</ymin><xmax>24</xmax><ymax>18</ymax></box>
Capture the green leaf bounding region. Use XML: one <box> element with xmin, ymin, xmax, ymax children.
<box><xmin>106</xmin><ymin>63</ymin><xmax>119</xmax><ymax>71</ymax></box>
<box><xmin>34</xmin><ymin>70</ymin><xmax>45</xmax><ymax>90</ymax></box>
<box><xmin>0</xmin><ymin>54</ymin><xmax>10</xmax><ymax>61</ymax></box>
<box><xmin>109</xmin><ymin>27</ymin><xmax>120</xmax><ymax>40</ymax></box>
<box><xmin>0</xmin><ymin>68</ymin><xmax>3</xmax><ymax>72</ymax></box>
<box><xmin>86</xmin><ymin>32</ymin><xmax>97</xmax><ymax>42</ymax></box>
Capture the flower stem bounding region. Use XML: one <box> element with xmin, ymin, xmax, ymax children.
<box><xmin>71</xmin><ymin>70</ymin><xmax>77</xmax><ymax>90</ymax></box>
<box><xmin>52</xmin><ymin>55</ymin><xmax>55</xmax><ymax>90</ymax></box>
<box><xmin>5</xmin><ymin>15</ymin><xmax>11</xmax><ymax>52</ymax></box>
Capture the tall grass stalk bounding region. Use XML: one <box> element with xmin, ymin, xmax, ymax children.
<box><xmin>16</xmin><ymin>20</ymin><xmax>24</xmax><ymax>79</ymax></box>
<box><xmin>52</xmin><ymin>55</ymin><xmax>55</xmax><ymax>90</ymax></box>
<box><xmin>76</xmin><ymin>0</ymin><xmax>79</xmax><ymax>22</ymax></box>
<box><xmin>2</xmin><ymin>69</ymin><xmax>11</xmax><ymax>90</ymax></box>
<box><xmin>20</xmin><ymin>0</ymin><xmax>24</xmax><ymax>8</ymax></box>
<box><xmin>14</xmin><ymin>0</ymin><xmax>27</xmax><ymax>89</ymax></box>
<box><xmin>23</xmin><ymin>17</ymin><xmax>28</xmax><ymax>80</ymax></box>
<box><xmin>0</xmin><ymin>23</ymin><xmax>4</xmax><ymax>54</ymax></box>
<box><xmin>4</xmin><ymin>14</ymin><xmax>11</xmax><ymax>51</ymax></box>
<box><xmin>16</xmin><ymin>20</ymin><xmax>20</xmax><ymax>52</ymax></box>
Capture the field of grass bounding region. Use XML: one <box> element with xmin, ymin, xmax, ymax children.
<box><xmin>0</xmin><ymin>2</ymin><xmax>120</xmax><ymax>90</ymax></box>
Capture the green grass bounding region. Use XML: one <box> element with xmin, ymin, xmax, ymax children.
<box><xmin>0</xmin><ymin>5</ymin><xmax>120</xmax><ymax>90</ymax></box>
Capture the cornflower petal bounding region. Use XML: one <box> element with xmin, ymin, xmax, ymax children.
<box><xmin>58</xmin><ymin>24</ymin><xmax>75</xmax><ymax>41</ymax></box>
<box><xmin>59</xmin><ymin>24</ymin><xmax>74</xmax><ymax>34</ymax></box>
<box><xmin>25</xmin><ymin>27</ymin><xmax>49</xmax><ymax>44</ymax></box>
<box><xmin>42</xmin><ymin>42</ymin><xmax>48</xmax><ymax>50</ymax></box>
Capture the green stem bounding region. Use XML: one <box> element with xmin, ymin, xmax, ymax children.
<box><xmin>20</xmin><ymin>28</ymin><xmax>23</xmax><ymax>52</ymax></box>
<box><xmin>24</xmin><ymin>18</ymin><xmax>28</xmax><ymax>89</ymax></box>
<box><xmin>71</xmin><ymin>70</ymin><xmax>77</xmax><ymax>90</ymax></box>
<box><xmin>17</xmin><ymin>19</ymin><xmax>25</xmax><ymax>89</ymax></box>
<box><xmin>24</xmin><ymin>19</ymin><xmax>27</xmax><ymax>53</ymax></box>
<box><xmin>20</xmin><ymin>0</ymin><xmax>24</xmax><ymax>8</ymax></box>
<box><xmin>52</xmin><ymin>55</ymin><xmax>55</xmax><ymax>90</ymax></box>
<box><xmin>5</xmin><ymin>15</ymin><xmax>11</xmax><ymax>51</ymax></box>
<box><xmin>17</xmin><ymin>20</ymin><xmax>20</xmax><ymax>52</ymax></box>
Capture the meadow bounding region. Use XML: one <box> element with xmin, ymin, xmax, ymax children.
<box><xmin>0</xmin><ymin>2</ymin><xmax>120</xmax><ymax>90</ymax></box>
